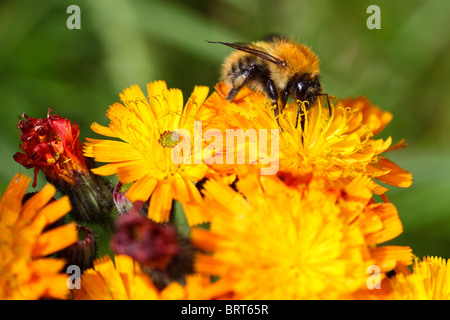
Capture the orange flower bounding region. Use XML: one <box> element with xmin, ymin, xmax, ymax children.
<box><xmin>191</xmin><ymin>170</ymin><xmax>411</xmax><ymax>299</ymax></box>
<box><xmin>387</xmin><ymin>256</ymin><xmax>450</xmax><ymax>300</ymax></box>
<box><xmin>0</xmin><ymin>174</ymin><xmax>77</xmax><ymax>300</ymax></box>
<box><xmin>74</xmin><ymin>254</ymin><xmax>170</xmax><ymax>300</ymax></box>
<box><xmin>199</xmin><ymin>83</ymin><xmax>412</xmax><ymax>194</ymax></box>
<box><xmin>74</xmin><ymin>254</ymin><xmax>224</xmax><ymax>300</ymax></box>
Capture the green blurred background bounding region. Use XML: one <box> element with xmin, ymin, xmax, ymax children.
<box><xmin>1</xmin><ymin>0</ymin><xmax>449</xmax><ymax>259</ymax></box>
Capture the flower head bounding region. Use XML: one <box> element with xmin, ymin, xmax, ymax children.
<box><xmin>388</xmin><ymin>256</ymin><xmax>450</xmax><ymax>300</ymax></box>
<box><xmin>13</xmin><ymin>110</ymin><xmax>114</xmax><ymax>225</ymax></box>
<box><xmin>0</xmin><ymin>173</ymin><xmax>77</xmax><ymax>300</ymax></box>
<box><xmin>200</xmin><ymin>84</ymin><xmax>412</xmax><ymax>194</ymax></box>
<box><xmin>14</xmin><ymin>110</ymin><xmax>89</xmax><ymax>188</ymax></box>
<box><xmin>110</xmin><ymin>208</ymin><xmax>179</xmax><ymax>269</ymax></box>
<box><xmin>74</xmin><ymin>254</ymin><xmax>170</xmax><ymax>300</ymax></box>
<box><xmin>84</xmin><ymin>81</ymin><xmax>210</xmax><ymax>225</ymax></box>
<box><xmin>74</xmin><ymin>254</ymin><xmax>220</xmax><ymax>300</ymax></box>
<box><xmin>192</xmin><ymin>171</ymin><xmax>411</xmax><ymax>299</ymax></box>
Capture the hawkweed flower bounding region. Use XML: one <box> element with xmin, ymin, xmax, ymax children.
<box><xmin>73</xmin><ymin>254</ymin><xmax>177</xmax><ymax>300</ymax></box>
<box><xmin>191</xmin><ymin>171</ymin><xmax>411</xmax><ymax>299</ymax></box>
<box><xmin>84</xmin><ymin>81</ymin><xmax>210</xmax><ymax>226</ymax></box>
<box><xmin>387</xmin><ymin>256</ymin><xmax>450</xmax><ymax>300</ymax></box>
<box><xmin>0</xmin><ymin>173</ymin><xmax>77</xmax><ymax>300</ymax></box>
<box><xmin>73</xmin><ymin>254</ymin><xmax>219</xmax><ymax>300</ymax></box>
<box><xmin>335</xmin><ymin>173</ymin><xmax>412</xmax><ymax>272</ymax></box>
<box><xmin>13</xmin><ymin>110</ymin><xmax>114</xmax><ymax>226</ymax></box>
<box><xmin>200</xmin><ymin>83</ymin><xmax>412</xmax><ymax>194</ymax></box>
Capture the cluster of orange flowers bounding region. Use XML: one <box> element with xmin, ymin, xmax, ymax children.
<box><xmin>2</xmin><ymin>81</ymin><xmax>449</xmax><ymax>300</ymax></box>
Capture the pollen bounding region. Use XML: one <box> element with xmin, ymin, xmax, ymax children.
<box><xmin>157</xmin><ymin>130</ymin><xmax>181</xmax><ymax>148</ymax></box>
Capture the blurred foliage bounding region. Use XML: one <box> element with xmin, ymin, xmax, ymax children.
<box><xmin>0</xmin><ymin>0</ymin><xmax>449</xmax><ymax>259</ymax></box>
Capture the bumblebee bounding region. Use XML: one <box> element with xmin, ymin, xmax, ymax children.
<box><xmin>208</xmin><ymin>35</ymin><xmax>328</xmax><ymax>129</ymax></box>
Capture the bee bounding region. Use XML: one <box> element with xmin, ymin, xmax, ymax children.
<box><xmin>208</xmin><ymin>34</ymin><xmax>329</xmax><ymax>130</ymax></box>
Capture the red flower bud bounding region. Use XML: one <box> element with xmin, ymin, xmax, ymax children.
<box><xmin>58</xmin><ymin>225</ymin><xmax>97</xmax><ymax>272</ymax></box>
<box><xmin>14</xmin><ymin>110</ymin><xmax>89</xmax><ymax>188</ymax></box>
<box><xmin>14</xmin><ymin>110</ymin><xmax>114</xmax><ymax>226</ymax></box>
<box><xmin>111</xmin><ymin>207</ymin><xmax>179</xmax><ymax>269</ymax></box>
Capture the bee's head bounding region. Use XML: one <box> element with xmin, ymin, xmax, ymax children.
<box><xmin>293</xmin><ymin>76</ymin><xmax>321</xmax><ymax>110</ymax></box>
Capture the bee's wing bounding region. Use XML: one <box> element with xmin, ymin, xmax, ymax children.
<box><xmin>206</xmin><ymin>41</ymin><xmax>287</xmax><ymax>67</ymax></box>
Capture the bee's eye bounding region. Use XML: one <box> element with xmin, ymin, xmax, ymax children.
<box><xmin>297</xmin><ymin>82</ymin><xmax>306</xmax><ymax>94</ymax></box>
<box><xmin>313</xmin><ymin>80</ymin><xmax>320</xmax><ymax>89</ymax></box>
<box><xmin>311</xmin><ymin>79</ymin><xmax>320</xmax><ymax>89</ymax></box>
<box><xmin>296</xmin><ymin>82</ymin><xmax>307</xmax><ymax>100</ymax></box>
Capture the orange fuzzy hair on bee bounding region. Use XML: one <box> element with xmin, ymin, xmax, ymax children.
<box><xmin>209</xmin><ymin>35</ymin><xmax>325</xmax><ymax>129</ymax></box>
<box><xmin>219</xmin><ymin>37</ymin><xmax>320</xmax><ymax>92</ymax></box>
<box><xmin>267</xmin><ymin>38</ymin><xmax>320</xmax><ymax>90</ymax></box>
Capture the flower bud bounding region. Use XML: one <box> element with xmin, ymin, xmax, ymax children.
<box><xmin>58</xmin><ymin>225</ymin><xmax>97</xmax><ymax>272</ymax></box>
<box><xmin>110</xmin><ymin>206</ymin><xmax>179</xmax><ymax>269</ymax></box>
<box><xmin>14</xmin><ymin>110</ymin><xmax>89</xmax><ymax>188</ymax></box>
<box><xmin>113</xmin><ymin>182</ymin><xmax>133</xmax><ymax>215</ymax></box>
<box><xmin>14</xmin><ymin>110</ymin><xmax>114</xmax><ymax>226</ymax></box>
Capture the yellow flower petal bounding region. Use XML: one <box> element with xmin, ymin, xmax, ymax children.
<box><xmin>85</xmin><ymin>139</ymin><xmax>144</xmax><ymax>163</ymax></box>
<box><xmin>126</xmin><ymin>174</ymin><xmax>158</xmax><ymax>203</ymax></box>
<box><xmin>389</xmin><ymin>256</ymin><xmax>450</xmax><ymax>300</ymax></box>
<box><xmin>90</xmin><ymin>122</ymin><xmax>116</xmax><ymax>138</ymax></box>
<box><xmin>148</xmin><ymin>180</ymin><xmax>174</xmax><ymax>223</ymax></box>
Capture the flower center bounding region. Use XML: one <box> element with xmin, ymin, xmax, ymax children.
<box><xmin>157</xmin><ymin>130</ymin><xmax>180</xmax><ymax>148</ymax></box>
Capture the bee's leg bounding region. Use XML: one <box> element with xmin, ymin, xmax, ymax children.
<box><xmin>326</xmin><ymin>93</ymin><xmax>332</xmax><ymax>116</ymax></box>
<box><xmin>295</xmin><ymin>103</ymin><xmax>306</xmax><ymax>144</ymax></box>
<box><xmin>261</xmin><ymin>78</ymin><xmax>284</xmax><ymax>132</ymax></box>
<box><xmin>278</xmin><ymin>87</ymin><xmax>295</xmax><ymax>129</ymax></box>
<box><xmin>226</xmin><ymin>65</ymin><xmax>284</xmax><ymax>132</ymax></box>
<box><xmin>225</xmin><ymin>66</ymin><xmax>257</xmax><ymax>101</ymax></box>
<box><xmin>298</xmin><ymin>112</ymin><xmax>305</xmax><ymax>133</ymax></box>
<box><xmin>295</xmin><ymin>104</ymin><xmax>304</xmax><ymax>129</ymax></box>
<box><xmin>273</xmin><ymin>104</ymin><xmax>283</xmax><ymax>132</ymax></box>
<box><xmin>226</xmin><ymin>77</ymin><xmax>246</xmax><ymax>101</ymax></box>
